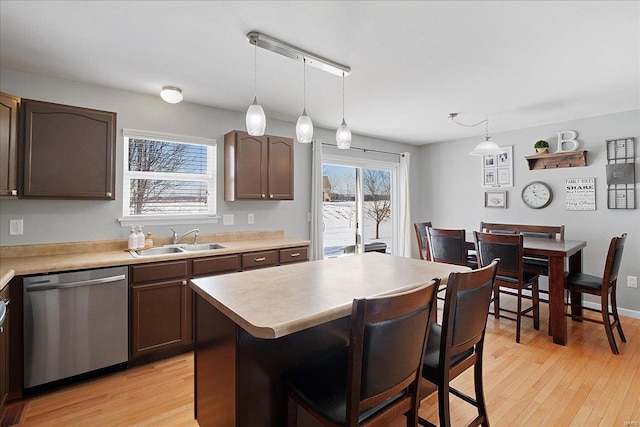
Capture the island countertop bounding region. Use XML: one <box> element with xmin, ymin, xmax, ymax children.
<box><xmin>190</xmin><ymin>252</ymin><xmax>470</xmax><ymax>339</ymax></box>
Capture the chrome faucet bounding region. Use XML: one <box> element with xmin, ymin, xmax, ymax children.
<box><xmin>170</xmin><ymin>228</ymin><xmax>199</xmax><ymax>245</ymax></box>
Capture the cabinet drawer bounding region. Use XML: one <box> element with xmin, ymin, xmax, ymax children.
<box><xmin>280</xmin><ymin>247</ymin><xmax>309</xmax><ymax>264</ymax></box>
<box><xmin>192</xmin><ymin>255</ymin><xmax>240</xmax><ymax>277</ymax></box>
<box><xmin>131</xmin><ymin>260</ymin><xmax>188</xmax><ymax>284</ymax></box>
<box><xmin>242</xmin><ymin>250</ymin><xmax>277</xmax><ymax>270</ymax></box>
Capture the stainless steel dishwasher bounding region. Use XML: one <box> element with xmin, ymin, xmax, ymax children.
<box><xmin>23</xmin><ymin>266</ymin><xmax>128</xmax><ymax>390</ymax></box>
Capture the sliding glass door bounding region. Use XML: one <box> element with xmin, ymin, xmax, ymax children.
<box><xmin>322</xmin><ymin>156</ymin><xmax>397</xmax><ymax>258</ymax></box>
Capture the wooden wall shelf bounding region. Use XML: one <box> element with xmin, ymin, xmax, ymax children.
<box><xmin>525</xmin><ymin>150</ymin><xmax>588</xmax><ymax>170</ymax></box>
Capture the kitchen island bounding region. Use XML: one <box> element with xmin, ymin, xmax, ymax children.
<box><xmin>190</xmin><ymin>252</ymin><xmax>470</xmax><ymax>426</ymax></box>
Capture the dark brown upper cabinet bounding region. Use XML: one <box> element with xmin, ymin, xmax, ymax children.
<box><xmin>224</xmin><ymin>130</ymin><xmax>294</xmax><ymax>201</ymax></box>
<box><xmin>20</xmin><ymin>99</ymin><xmax>116</xmax><ymax>199</ymax></box>
<box><xmin>0</xmin><ymin>92</ymin><xmax>20</xmax><ymax>198</ymax></box>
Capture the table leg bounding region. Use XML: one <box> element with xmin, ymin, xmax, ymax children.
<box><xmin>568</xmin><ymin>251</ymin><xmax>583</xmax><ymax>320</ymax></box>
<box><xmin>548</xmin><ymin>255</ymin><xmax>567</xmax><ymax>345</ymax></box>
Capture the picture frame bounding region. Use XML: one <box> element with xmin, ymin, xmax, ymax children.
<box><xmin>482</xmin><ymin>146</ymin><xmax>513</xmax><ymax>188</ymax></box>
<box><xmin>485</xmin><ymin>190</ymin><xmax>507</xmax><ymax>208</ymax></box>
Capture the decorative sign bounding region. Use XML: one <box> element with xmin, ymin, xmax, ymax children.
<box><xmin>565</xmin><ymin>178</ymin><xmax>596</xmax><ymax>211</ymax></box>
<box><xmin>482</xmin><ymin>146</ymin><xmax>513</xmax><ymax>188</ymax></box>
<box><xmin>556</xmin><ymin>130</ymin><xmax>580</xmax><ymax>152</ymax></box>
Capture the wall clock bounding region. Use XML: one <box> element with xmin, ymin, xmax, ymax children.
<box><xmin>521</xmin><ymin>181</ymin><xmax>553</xmax><ymax>209</ymax></box>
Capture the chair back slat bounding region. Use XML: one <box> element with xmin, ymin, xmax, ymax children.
<box><xmin>604</xmin><ymin>233</ymin><xmax>627</xmax><ymax>287</ymax></box>
<box><xmin>348</xmin><ymin>281</ymin><xmax>437</xmax><ymax>413</ymax></box>
<box><xmin>414</xmin><ymin>221</ymin><xmax>432</xmax><ymax>260</ymax></box>
<box><xmin>474</xmin><ymin>231</ymin><xmax>524</xmax><ymax>278</ymax></box>
<box><xmin>427</xmin><ymin>227</ymin><xmax>467</xmax><ymax>266</ymax></box>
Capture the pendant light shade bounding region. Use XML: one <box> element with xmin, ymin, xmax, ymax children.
<box><xmin>296</xmin><ymin>58</ymin><xmax>313</xmax><ymax>143</ymax></box>
<box><xmin>246</xmin><ymin>44</ymin><xmax>266</xmax><ymax>136</ymax></box>
<box><xmin>468</xmin><ymin>137</ymin><xmax>503</xmax><ymax>156</ymax></box>
<box><xmin>296</xmin><ymin>109</ymin><xmax>313</xmax><ymax>143</ymax></box>
<box><xmin>336</xmin><ymin>119</ymin><xmax>352</xmax><ymax>149</ymax></box>
<box><xmin>336</xmin><ymin>72</ymin><xmax>351</xmax><ymax>149</ymax></box>
<box><xmin>246</xmin><ymin>96</ymin><xmax>266</xmax><ymax>136</ymax></box>
<box><xmin>160</xmin><ymin>86</ymin><xmax>183</xmax><ymax>104</ymax></box>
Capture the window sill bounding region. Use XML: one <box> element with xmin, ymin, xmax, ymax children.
<box><xmin>118</xmin><ymin>215</ymin><xmax>220</xmax><ymax>227</ymax></box>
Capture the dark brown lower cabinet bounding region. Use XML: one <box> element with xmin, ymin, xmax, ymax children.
<box><xmin>129</xmin><ymin>260</ymin><xmax>191</xmax><ymax>364</ymax></box>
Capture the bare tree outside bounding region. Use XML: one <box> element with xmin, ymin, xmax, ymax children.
<box><xmin>129</xmin><ymin>139</ymin><xmax>201</xmax><ymax>214</ymax></box>
<box><xmin>363</xmin><ymin>169</ymin><xmax>391</xmax><ymax>239</ymax></box>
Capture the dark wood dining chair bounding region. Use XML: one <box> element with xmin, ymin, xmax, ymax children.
<box><xmin>418</xmin><ymin>259</ymin><xmax>499</xmax><ymax>427</ymax></box>
<box><xmin>566</xmin><ymin>233</ymin><xmax>627</xmax><ymax>354</ymax></box>
<box><xmin>414</xmin><ymin>221</ymin><xmax>433</xmax><ymax>260</ymax></box>
<box><xmin>427</xmin><ymin>227</ymin><xmax>477</xmax><ymax>269</ymax></box>
<box><xmin>474</xmin><ymin>231</ymin><xmax>540</xmax><ymax>343</ymax></box>
<box><xmin>284</xmin><ymin>280</ymin><xmax>438</xmax><ymax>426</ymax></box>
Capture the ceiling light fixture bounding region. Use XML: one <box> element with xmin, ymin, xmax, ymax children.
<box><xmin>336</xmin><ymin>72</ymin><xmax>351</xmax><ymax>149</ymax></box>
<box><xmin>448</xmin><ymin>113</ymin><xmax>505</xmax><ymax>156</ymax></box>
<box><xmin>247</xmin><ymin>32</ymin><xmax>350</xmax><ymax>76</ymax></box>
<box><xmin>246</xmin><ymin>44</ymin><xmax>266</xmax><ymax>136</ymax></box>
<box><xmin>160</xmin><ymin>86</ymin><xmax>183</xmax><ymax>104</ymax></box>
<box><xmin>296</xmin><ymin>58</ymin><xmax>313</xmax><ymax>143</ymax></box>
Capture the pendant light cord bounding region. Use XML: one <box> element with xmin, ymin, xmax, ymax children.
<box><xmin>342</xmin><ymin>71</ymin><xmax>345</xmax><ymax>119</ymax></box>
<box><xmin>303</xmin><ymin>57</ymin><xmax>307</xmax><ymax>110</ymax></box>
<box><xmin>254</xmin><ymin>44</ymin><xmax>258</xmax><ymax>98</ymax></box>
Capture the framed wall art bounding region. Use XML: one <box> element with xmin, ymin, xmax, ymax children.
<box><xmin>485</xmin><ymin>190</ymin><xmax>507</xmax><ymax>208</ymax></box>
<box><xmin>482</xmin><ymin>146</ymin><xmax>513</xmax><ymax>187</ymax></box>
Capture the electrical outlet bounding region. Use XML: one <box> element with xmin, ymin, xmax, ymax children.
<box><xmin>248</xmin><ymin>213</ymin><xmax>254</xmax><ymax>224</ymax></box>
<box><xmin>223</xmin><ymin>214</ymin><xmax>234</xmax><ymax>226</ymax></box>
<box><xmin>628</xmin><ymin>276</ymin><xmax>638</xmax><ymax>288</ymax></box>
<box><xmin>9</xmin><ymin>219</ymin><xmax>23</xmax><ymax>235</ymax></box>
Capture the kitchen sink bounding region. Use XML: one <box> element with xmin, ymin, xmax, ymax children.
<box><xmin>130</xmin><ymin>246</ymin><xmax>186</xmax><ymax>258</ymax></box>
<box><xmin>179</xmin><ymin>243</ymin><xmax>228</xmax><ymax>251</ymax></box>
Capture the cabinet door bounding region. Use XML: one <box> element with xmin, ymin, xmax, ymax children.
<box><xmin>267</xmin><ymin>136</ymin><xmax>294</xmax><ymax>200</ymax></box>
<box><xmin>131</xmin><ymin>279</ymin><xmax>187</xmax><ymax>358</ymax></box>
<box><xmin>21</xmin><ymin>99</ymin><xmax>116</xmax><ymax>199</ymax></box>
<box><xmin>234</xmin><ymin>132</ymin><xmax>267</xmax><ymax>200</ymax></box>
<box><xmin>0</xmin><ymin>93</ymin><xmax>19</xmax><ymax>197</ymax></box>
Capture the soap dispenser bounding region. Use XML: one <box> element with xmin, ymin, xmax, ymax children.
<box><xmin>136</xmin><ymin>226</ymin><xmax>145</xmax><ymax>249</ymax></box>
<box><xmin>128</xmin><ymin>226</ymin><xmax>138</xmax><ymax>250</ymax></box>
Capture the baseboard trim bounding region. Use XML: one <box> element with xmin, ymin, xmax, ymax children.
<box><xmin>582</xmin><ymin>301</ymin><xmax>640</xmax><ymax>320</ymax></box>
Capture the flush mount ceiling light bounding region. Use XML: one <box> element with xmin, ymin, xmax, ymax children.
<box><xmin>448</xmin><ymin>113</ymin><xmax>505</xmax><ymax>156</ymax></box>
<box><xmin>296</xmin><ymin>58</ymin><xmax>313</xmax><ymax>143</ymax></box>
<box><xmin>160</xmin><ymin>86</ymin><xmax>183</xmax><ymax>104</ymax></box>
<box><xmin>246</xmin><ymin>44</ymin><xmax>266</xmax><ymax>136</ymax></box>
<box><xmin>247</xmin><ymin>31</ymin><xmax>351</xmax><ymax>146</ymax></box>
<box><xmin>336</xmin><ymin>72</ymin><xmax>351</xmax><ymax>149</ymax></box>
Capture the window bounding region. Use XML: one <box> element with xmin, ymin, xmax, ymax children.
<box><xmin>322</xmin><ymin>154</ymin><xmax>399</xmax><ymax>258</ymax></box>
<box><xmin>121</xmin><ymin>129</ymin><xmax>216</xmax><ymax>223</ymax></box>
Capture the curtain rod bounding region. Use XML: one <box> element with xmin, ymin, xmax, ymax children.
<box><xmin>321</xmin><ymin>142</ymin><xmax>405</xmax><ymax>157</ymax></box>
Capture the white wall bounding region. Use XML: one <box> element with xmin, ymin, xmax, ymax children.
<box><xmin>0</xmin><ymin>69</ymin><xmax>420</xmax><ymax>246</ymax></box>
<box><xmin>416</xmin><ymin>110</ymin><xmax>640</xmax><ymax>313</ymax></box>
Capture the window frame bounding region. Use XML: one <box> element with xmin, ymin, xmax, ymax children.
<box><xmin>322</xmin><ymin>153</ymin><xmax>400</xmax><ymax>256</ymax></box>
<box><xmin>119</xmin><ymin>129</ymin><xmax>218</xmax><ymax>227</ymax></box>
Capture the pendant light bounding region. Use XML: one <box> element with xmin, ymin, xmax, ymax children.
<box><xmin>336</xmin><ymin>72</ymin><xmax>351</xmax><ymax>149</ymax></box>
<box><xmin>448</xmin><ymin>113</ymin><xmax>504</xmax><ymax>156</ymax></box>
<box><xmin>295</xmin><ymin>58</ymin><xmax>313</xmax><ymax>143</ymax></box>
<box><xmin>246</xmin><ymin>44</ymin><xmax>266</xmax><ymax>136</ymax></box>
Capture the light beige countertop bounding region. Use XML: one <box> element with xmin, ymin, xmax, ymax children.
<box><xmin>0</xmin><ymin>230</ymin><xmax>310</xmax><ymax>290</ymax></box>
<box><xmin>191</xmin><ymin>252</ymin><xmax>470</xmax><ymax>339</ymax></box>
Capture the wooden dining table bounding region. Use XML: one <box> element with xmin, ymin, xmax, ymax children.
<box><xmin>468</xmin><ymin>235</ymin><xmax>587</xmax><ymax>345</ymax></box>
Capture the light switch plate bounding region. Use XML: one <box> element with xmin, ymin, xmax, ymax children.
<box><xmin>9</xmin><ymin>219</ymin><xmax>23</xmax><ymax>235</ymax></box>
<box><xmin>628</xmin><ymin>276</ymin><xmax>638</xmax><ymax>288</ymax></box>
<box><xmin>223</xmin><ymin>214</ymin><xmax>234</xmax><ymax>226</ymax></box>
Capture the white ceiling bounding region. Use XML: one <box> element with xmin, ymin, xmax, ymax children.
<box><xmin>1</xmin><ymin>1</ymin><xmax>638</xmax><ymax>145</ymax></box>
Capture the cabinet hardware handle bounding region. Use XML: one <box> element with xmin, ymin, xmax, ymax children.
<box><xmin>254</xmin><ymin>257</ymin><xmax>266</xmax><ymax>262</ymax></box>
<box><xmin>269</xmin><ymin>194</ymin><xmax>273</xmax><ymax>198</ymax></box>
<box><xmin>261</xmin><ymin>194</ymin><xmax>266</xmax><ymax>198</ymax></box>
<box><xmin>106</xmin><ymin>192</ymin><xmax>112</xmax><ymax>197</ymax></box>
<box><xmin>11</xmin><ymin>189</ymin><xmax>17</xmax><ymax>196</ymax></box>
<box><xmin>182</xmin><ymin>280</ymin><xmax>187</xmax><ymax>285</ymax></box>
<box><xmin>0</xmin><ymin>327</ymin><xmax>3</xmax><ymax>333</ymax></box>
<box><xmin>290</xmin><ymin>253</ymin><xmax>300</xmax><ymax>257</ymax></box>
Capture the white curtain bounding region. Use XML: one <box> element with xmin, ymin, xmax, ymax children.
<box><xmin>398</xmin><ymin>152</ymin><xmax>411</xmax><ymax>257</ymax></box>
<box><xmin>310</xmin><ymin>139</ymin><xmax>324</xmax><ymax>260</ymax></box>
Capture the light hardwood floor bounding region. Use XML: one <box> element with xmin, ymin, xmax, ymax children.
<box><xmin>8</xmin><ymin>301</ymin><xmax>640</xmax><ymax>427</ymax></box>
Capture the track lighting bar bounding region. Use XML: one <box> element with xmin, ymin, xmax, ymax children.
<box><xmin>247</xmin><ymin>31</ymin><xmax>351</xmax><ymax>77</ymax></box>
